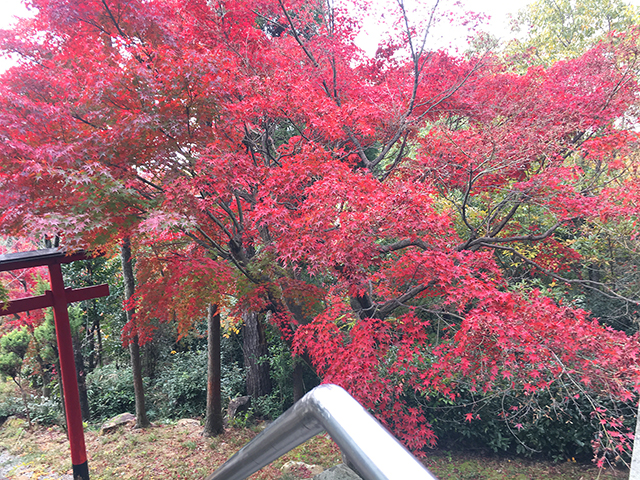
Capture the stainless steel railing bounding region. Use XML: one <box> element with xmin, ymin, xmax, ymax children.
<box><xmin>205</xmin><ymin>384</ymin><xmax>438</xmax><ymax>480</ymax></box>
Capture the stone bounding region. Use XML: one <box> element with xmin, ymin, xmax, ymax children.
<box><xmin>281</xmin><ymin>461</ymin><xmax>323</xmax><ymax>478</ymax></box>
<box><xmin>99</xmin><ymin>412</ymin><xmax>136</xmax><ymax>435</ymax></box>
<box><xmin>313</xmin><ymin>464</ymin><xmax>362</xmax><ymax>480</ymax></box>
<box><xmin>177</xmin><ymin>418</ymin><xmax>201</xmax><ymax>427</ymax></box>
<box><xmin>225</xmin><ymin>395</ymin><xmax>251</xmax><ymax>425</ymax></box>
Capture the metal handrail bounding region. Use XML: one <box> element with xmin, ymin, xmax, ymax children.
<box><xmin>205</xmin><ymin>384</ymin><xmax>438</xmax><ymax>480</ymax></box>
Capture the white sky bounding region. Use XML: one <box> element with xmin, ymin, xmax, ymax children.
<box><xmin>0</xmin><ymin>0</ymin><xmax>532</xmax><ymax>29</ymax></box>
<box><xmin>0</xmin><ymin>0</ymin><xmax>537</xmax><ymax>71</ymax></box>
<box><xmin>0</xmin><ymin>0</ymin><xmax>30</xmax><ymax>72</ymax></box>
<box><xmin>1</xmin><ymin>0</ymin><xmax>639</xmax><ymax>65</ymax></box>
<box><xmin>0</xmin><ymin>0</ymin><xmax>29</xmax><ymax>30</ymax></box>
<box><xmin>353</xmin><ymin>0</ymin><xmax>536</xmax><ymax>55</ymax></box>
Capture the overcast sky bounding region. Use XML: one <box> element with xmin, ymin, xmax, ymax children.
<box><xmin>0</xmin><ymin>0</ymin><xmax>537</xmax><ymax>70</ymax></box>
<box><xmin>0</xmin><ymin>0</ymin><xmax>639</xmax><ymax>64</ymax></box>
<box><xmin>0</xmin><ymin>0</ymin><xmax>29</xmax><ymax>29</ymax></box>
<box><xmin>0</xmin><ymin>0</ymin><xmax>533</xmax><ymax>30</ymax></box>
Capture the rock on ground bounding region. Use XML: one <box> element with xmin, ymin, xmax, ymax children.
<box><xmin>313</xmin><ymin>464</ymin><xmax>362</xmax><ymax>480</ymax></box>
<box><xmin>99</xmin><ymin>412</ymin><xmax>136</xmax><ymax>435</ymax></box>
<box><xmin>176</xmin><ymin>419</ymin><xmax>200</xmax><ymax>427</ymax></box>
<box><xmin>225</xmin><ymin>396</ymin><xmax>251</xmax><ymax>425</ymax></box>
<box><xmin>281</xmin><ymin>460</ymin><xmax>324</xmax><ymax>478</ymax></box>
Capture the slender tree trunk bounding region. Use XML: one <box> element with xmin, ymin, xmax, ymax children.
<box><xmin>203</xmin><ymin>304</ymin><xmax>223</xmax><ymax>437</ymax></box>
<box><xmin>31</xmin><ymin>336</ymin><xmax>52</xmax><ymax>397</ymax></box>
<box><xmin>39</xmin><ymin>360</ymin><xmax>52</xmax><ymax>397</ymax></box>
<box><xmin>14</xmin><ymin>378</ymin><xmax>31</xmax><ymax>428</ymax></box>
<box><xmin>72</xmin><ymin>336</ymin><xmax>91</xmax><ymax>422</ymax></box>
<box><xmin>56</xmin><ymin>359</ymin><xmax>67</xmax><ymax>432</ymax></box>
<box><xmin>96</xmin><ymin>315</ymin><xmax>103</xmax><ymax>368</ymax></box>
<box><xmin>242</xmin><ymin>310</ymin><xmax>271</xmax><ymax>398</ymax></box>
<box><xmin>120</xmin><ymin>238</ymin><xmax>150</xmax><ymax>429</ymax></box>
<box><xmin>86</xmin><ymin>308</ymin><xmax>95</xmax><ymax>371</ymax></box>
<box><xmin>128</xmin><ymin>337</ymin><xmax>149</xmax><ymax>427</ymax></box>
<box><xmin>292</xmin><ymin>359</ymin><xmax>304</xmax><ymax>403</ymax></box>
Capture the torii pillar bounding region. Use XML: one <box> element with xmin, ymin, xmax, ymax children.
<box><xmin>0</xmin><ymin>248</ymin><xmax>110</xmax><ymax>480</ymax></box>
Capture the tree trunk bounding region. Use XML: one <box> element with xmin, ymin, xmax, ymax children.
<box><xmin>120</xmin><ymin>238</ymin><xmax>150</xmax><ymax>429</ymax></box>
<box><xmin>203</xmin><ymin>304</ymin><xmax>224</xmax><ymax>437</ymax></box>
<box><xmin>56</xmin><ymin>359</ymin><xmax>67</xmax><ymax>432</ymax></box>
<box><xmin>15</xmin><ymin>378</ymin><xmax>31</xmax><ymax>428</ymax></box>
<box><xmin>95</xmin><ymin>314</ymin><xmax>103</xmax><ymax>368</ymax></box>
<box><xmin>242</xmin><ymin>310</ymin><xmax>271</xmax><ymax>398</ymax></box>
<box><xmin>129</xmin><ymin>336</ymin><xmax>150</xmax><ymax>428</ymax></box>
<box><xmin>86</xmin><ymin>307</ymin><xmax>95</xmax><ymax>371</ymax></box>
<box><xmin>72</xmin><ymin>336</ymin><xmax>91</xmax><ymax>422</ymax></box>
<box><xmin>292</xmin><ymin>359</ymin><xmax>305</xmax><ymax>403</ymax></box>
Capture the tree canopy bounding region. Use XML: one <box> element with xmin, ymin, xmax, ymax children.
<box><xmin>509</xmin><ymin>0</ymin><xmax>640</xmax><ymax>64</ymax></box>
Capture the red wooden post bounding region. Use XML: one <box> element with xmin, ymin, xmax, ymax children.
<box><xmin>48</xmin><ymin>262</ymin><xmax>89</xmax><ymax>479</ymax></box>
<box><xmin>0</xmin><ymin>249</ymin><xmax>110</xmax><ymax>480</ymax></box>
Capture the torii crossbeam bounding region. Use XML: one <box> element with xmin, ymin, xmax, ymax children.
<box><xmin>0</xmin><ymin>248</ymin><xmax>110</xmax><ymax>480</ymax></box>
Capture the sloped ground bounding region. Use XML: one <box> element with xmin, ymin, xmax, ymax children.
<box><xmin>0</xmin><ymin>417</ymin><xmax>342</xmax><ymax>479</ymax></box>
<box><xmin>0</xmin><ymin>417</ymin><xmax>628</xmax><ymax>480</ymax></box>
<box><xmin>0</xmin><ymin>449</ymin><xmax>71</xmax><ymax>480</ymax></box>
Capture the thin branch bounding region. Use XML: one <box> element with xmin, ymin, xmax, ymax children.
<box><xmin>70</xmin><ymin>113</ymin><xmax>104</xmax><ymax>130</ymax></box>
<box><xmin>277</xmin><ymin>0</ymin><xmax>319</xmax><ymax>67</ymax></box>
<box><xmin>235</xmin><ymin>193</ymin><xmax>244</xmax><ymax>227</ymax></box>
<box><xmin>488</xmin><ymin>197</ymin><xmax>522</xmax><ymax>238</ymax></box>
<box><xmin>185</xmin><ymin>228</ymin><xmax>230</xmax><ymax>259</ymax></box>
<box><xmin>486</xmin><ymin>243</ymin><xmax>640</xmax><ymax>306</ymax></box>
<box><xmin>460</xmin><ymin>220</ymin><xmax>571</xmax><ymax>251</ymax></box>
<box><xmin>217</xmin><ymin>200</ymin><xmax>243</xmax><ymax>237</ymax></box>
<box><xmin>101</xmin><ymin>0</ymin><xmax>128</xmax><ymax>39</ymax></box>
<box><xmin>380</xmin><ymin>132</ymin><xmax>409</xmax><ymax>181</ymax></box>
<box><xmin>202</xmin><ymin>208</ymin><xmax>233</xmax><ymax>241</ymax></box>
<box><xmin>378</xmin><ymin>238</ymin><xmax>431</xmax><ymax>253</ymax></box>
<box><xmin>376</xmin><ymin>283</ymin><xmax>432</xmax><ymax>319</ymax></box>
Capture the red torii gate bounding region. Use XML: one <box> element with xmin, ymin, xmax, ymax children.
<box><xmin>0</xmin><ymin>248</ymin><xmax>110</xmax><ymax>480</ymax></box>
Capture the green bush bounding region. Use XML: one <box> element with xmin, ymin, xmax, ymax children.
<box><xmin>29</xmin><ymin>395</ymin><xmax>63</xmax><ymax>426</ymax></box>
<box><xmin>153</xmin><ymin>351</ymin><xmax>207</xmax><ymax>419</ymax></box>
<box><xmin>221</xmin><ymin>361</ymin><xmax>245</xmax><ymax>403</ymax></box>
<box><xmin>86</xmin><ymin>364</ymin><xmax>137</xmax><ymax>422</ymax></box>
<box><xmin>424</xmin><ymin>386</ymin><xmax>634</xmax><ymax>462</ymax></box>
<box><xmin>252</xmin><ymin>327</ymin><xmax>319</xmax><ymax>420</ymax></box>
<box><xmin>252</xmin><ymin>393</ymin><xmax>286</xmax><ymax>419</ymax></box>
<box><xmin>0</xmin><ymin>385</ymin><xmax>23</xmax><ymax>420</ymax></box>
<box><xmin>220</xmin><ymin>332</ymin><xmax>246</xmax><ymax>401</ymax></box>
<box><xmin>151</xmin><ymin>346</ymin><xmax>247</xmax><ymax>419</ymax></box>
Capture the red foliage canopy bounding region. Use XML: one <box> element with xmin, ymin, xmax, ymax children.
<box><xmin>1</xmin><ymin>0</ymin><xmax>639</xmax><ymax>462</ymax></box>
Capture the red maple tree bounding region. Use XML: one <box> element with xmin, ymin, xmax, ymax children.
<box><xmin>1</xmin><ymin>0</ymin><xmax>639</xmax><ymax>463</ymax></box>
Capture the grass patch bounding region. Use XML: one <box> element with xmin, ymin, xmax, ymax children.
<box><xmin>0</xmin><ymin>418</ymin><xmax>628</xmax><ymax>479</ymax></box>
<box><xmin>425</xmin><ymin>451</ymin><xmax>627</xmax><ymax>480</ymax></box>
<box><xmin>0</xmin><ymin>418</ymin><xmax>340</xmax><ymax>479</ymax></box>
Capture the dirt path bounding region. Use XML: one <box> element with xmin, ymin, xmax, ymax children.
<box><xmin>0</xmin><ymin>450</ymin><xmax>72</xmax><ymax>480</ymax></box>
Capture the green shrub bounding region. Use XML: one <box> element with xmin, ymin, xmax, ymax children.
<box><xmin>0</xmin><ymin>386</ymin><xmax>23</xmax><ymax>420</ymax></box>
<box><xmin>220</xmin><ymin>332</ymin><xmax>246</xmax><ymax>401</ymax></box>
<box><xmin>252</xmin><ymin>328</ymin><xmax>319</xmax><ymax>420</ymax></box>
<box><xmin>29</xmin><ymin>395</ymin><xmax>63</xmax><ymax>426</ymax></box>
<box><xmin>424</xmin><ymin>386</ymin><xmax>634</xmax><ymax>462</ymax></box>
<box><xmin>152</xmin><ymin>342</ymin><xmax>248</xmax><ymax>419</ymax></box>
<box><xmin>86</xmin><ymin>364</ymin><xmax>137</xmax><ymax>421</ymax></box>
<box><xmin>252</xmin><ymin>393</ymin><xmax>286</xmax><ymax>419</ymax></box>
<box><xmin>153</xmin><ymin>351</ymin><xmax>207</xmax><ymax>419</ymax></box>
<box><xmin>221</xmin><ymin>361</ymin><xmax>245</xmax><ymax>403</ymax></box>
